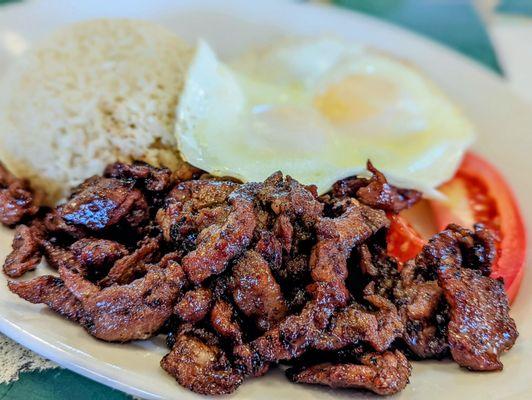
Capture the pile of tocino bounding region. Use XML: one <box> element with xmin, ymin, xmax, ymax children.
<box><xmin>0</xmin><ymin>160</ymin><xmax>517</xmax><ymax>395</ymax></box>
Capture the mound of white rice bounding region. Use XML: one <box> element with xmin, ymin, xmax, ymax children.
<box><xmin>0</xmin><ymin>19</ymin><xmax>192</xmax><ymax>203</ymax></box>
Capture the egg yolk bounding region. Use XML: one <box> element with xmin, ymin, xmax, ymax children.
<box><xmin>314</xmin><ymin>74</ymin><xmax>397</xmax><ymax>124</ymax></box>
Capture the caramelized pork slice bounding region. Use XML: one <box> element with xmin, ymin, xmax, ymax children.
<box><xmin>310</xmin><ymin>198</ymin><xmax>388</xmax><ymax>285</ymax></box>
<box><xmin>42</xmin><ymin>209</ymin><xmax>86</xmax><ymax>240</ymax></box>
<box><xmin>161</xmin><ymin>326</ymin><xmax>243</xmax><ymax>395</ymax></box>
<box><xmin>210</xmin><ymin>300</ymin><xmax>243</xmax><ymax>344</ymax></box>
<box><xmin>156</xmin><ymin>180</ymin><xmax>237</xmax><ymax>243</ymax></box>
<box><xmin>235</xmin><ymin>281</ymin><xmax>349</xmax><ymax>377</ymax></box>
<box><xmin>104</xmin><ymin>161</ymin><xmax>173</xmax><ymax>193</ymax></box>
<box><xmin>43</xmin><ymin>242</ymin><xmax>85</xmax><ymax>274</ymax></box>
<box><xmin>397</xmin><ymin>278</ymin><xmax>448</xmax><ymax>359</ymax></box>
<box><xmin>416</xmin><ymin>223</ymin><xmax>496</xmax><ymax>279</ymax></box>
<box><xmin>232</xmin><ymin>250</ymin><xmax>288</xmax><ymax>331</ymax></box>
<box><xmin>314</xmin><ymin>295</ymin><xmax>403</xmax><ymax>353</ymax></box>
<box><xmin>254</xmin><ymin>230</ymin><xmax>283</xmax><ymax>272</ymax></box>
<box><xmin>59</xmin><ymin>262</ymin><xmax>185</xmax><ymax>342</ymax></box>
<box><xmin>70</xmin><ymin>238</ymin><xmax>127</xmax><ymax>280</ymax></box>
<box><xmin>332</xmin><ymin>161</ymin><xmax>421</xmax><ymax>213</ymax></box>
<box><xmin>58</xmin><ymin>176</ymin><xmax>148</xmax><ymax>231</ymax></box>
<box><xmin>382</xmin><ymin>257</ymin><xmax>449</xmax><ymax>359</ymax></box>
<box><xmin>273</xmin><ymin>214</ymin><xmax>293</xmax><ymax>254</ymax></box>
<box><xmin>8</xmin><ymin>276</ymin><xmax>84</xmax><ymax>322</ymax></box>
<box><xmin>174</xmin><ymin>287</ymin><xmax>213</xmax><ymax>323</ymax></box>
<box><xmin>172</xmin><ymin>162</ymin><xmax>204</xmax><ymax>182</ymax></box>
<box><xmin>397</xmin><ymin>224</ymin><xmax>502</xmax><ymax>360</ymax></box>
<box><xmin>99</xmin><ymin>236</ymin><xmax>160</xmax><ymax>286</ymax></box>
<box><xmin>3</xmin><ymin>224</ymin><xmax>44</xmax><ymax>278</ymax></box>
<box><xmin>438</xmin><ymin>265</ymin><xmax>517</xmax><ymax>371</ymax></box>
<box><xmin>287</xmin><ymin>350</ymin><xmax>411</xmax><ymax>396</ymax></box>
<box><xmin>182</xmin><ymin>186</ymin><xmax>257</xmax><ymax>284</ymax></box>
<box><xmin>0</xmin><ymin>162</ymin><xmax>41</xmax><ymax>227</ymax></box>
<box><xmin>257</xmin><ymin>172</ymin><xmax>323</xmax><ymax>227</ymax></box>
<box><xmin>355</xmin><ymin>242</ymin><xmax>434</xmax><ymax>357</ymax></box>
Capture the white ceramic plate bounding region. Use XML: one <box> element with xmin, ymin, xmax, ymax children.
<box><xmin>0</xmin><ymin>0</ymin><xmax>531</xmax><ymax>399</ymax></box>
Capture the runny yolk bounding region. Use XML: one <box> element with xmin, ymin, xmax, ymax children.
<box><xmin>314</xmin><ymin>74</ymin><xmax>397</xmax><ymax>124</ymax></box>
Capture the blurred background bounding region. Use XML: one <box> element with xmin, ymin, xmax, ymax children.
<box><xmin>322</xmin><ymin>0</ymin><xmax>532</xmax><ymax>104</ymax></box>
<box><xmin>0</xmin><ymin>0</ymin><xmax>531</xmax><ymax>399</ymax></box>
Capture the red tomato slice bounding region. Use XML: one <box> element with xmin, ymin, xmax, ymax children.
<box><xmin>430</xmin><ymin>152</ymin><xmax>527</xmax><ymax>302</ymax></box>
<box><xmin>386</xmin><ymin>214</ymin><xmax>425</xmax><ymax>264</ymax></box>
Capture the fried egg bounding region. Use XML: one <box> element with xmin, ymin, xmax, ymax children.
<box><xmin>175</xmin><ymin>38</ymin><xmax>475</xmax><ymax>196</ymax></box>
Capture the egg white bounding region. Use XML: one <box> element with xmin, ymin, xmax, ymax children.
<box><xmin>175</xmin><ymin>38</ymin><xmax>475</xmax><ymax>196</ymax></box>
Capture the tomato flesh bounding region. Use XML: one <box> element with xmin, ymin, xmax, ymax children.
<box><xmin>430</xmin><ymin>152</ymin><xmax>526</xmax><ymax>302</ymax></box>
<box><xmin>386</xmin><ymin>214</ymin><xmax>425</xmax><ymax>265</ymax></box>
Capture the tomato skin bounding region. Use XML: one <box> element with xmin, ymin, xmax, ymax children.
<box><xmin>430</xmin><ymin>152</ymin><xmax>527</xmax><ymax>302</ymax></box>
<box><xmin>386</xmin><ymin>214</ymin><xmax>425</xmax><ymax>264</ymax></box>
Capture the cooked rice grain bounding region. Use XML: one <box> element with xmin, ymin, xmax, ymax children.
<box><xmin>0</xmin><ymin>19</ymin><xmax>192</xmax><ymax>203</ymax></box>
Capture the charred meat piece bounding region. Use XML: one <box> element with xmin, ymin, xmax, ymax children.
<box><xmin>161</xmin><ymin>326</ymin><xmax>243</xmax><ymax>395</ymax></box>
<box><xmin>255</xmin><ymin>227</ymin><xmax>310</xmax><ymax>288</ymax></box>
<box><xmin>156</xmin><ymin>180</ymin><xmax>237</xmax><ymax>243</ymax></box>
<box><xmin>182</xmin><ymin>185</ymin><xmax>257</xmax><ymax>284</ymax></box>
<box><xmin>71</xmin><ymin>238</ymin><xmax>127</xmax><ymax>280</ymax></box>
<box><xmin>59</xmin><ymin>177</ymin><xmax>149</xmax><ymax>231</ymax></box>
<box><xmin>416</xmin><ymin>223</ymin><xmax>496</xmax><ymax>279</ymax></box>
<box><xmin>8</xmin><ymin>276</ymin><xmax>84</xmax><ymax>322</ymax></box>
<box><xmin>358</xmin><ymin>241</ymin><xmax>405</xmax><ymax>301</ymax></box>
<box><xmin>254</xmin><ymin>230</ymin><xmax>283</xmax><ymax>272</ymax></box>
<box><xmin>397</xmin><ymin>279</ymin><xmax>448</xmax><ymax>359</ymax></box>
<box><xmin>3</xmin><ymin>223</ymin><xmax>44</xmax><ymax>278</ymax></box>
<box><xmin>167</xmin><ymin>180</ymin><xmax>237</xmax><ymax>211</ymax></box>
<box><xmin>314</xmin><ymin>295</ymin><xmax>403</xmax><ymax>353</ymax></box>
<box><xmin>104</xmin><ymin>161</ymin><xmax>173</xmax><ymax>193</ymax></box>
<box><xmin>333</xmin><ymin>161</ymin><xmax>421</xmax><ymax>213</ymax></box>
<box><xmin>396</xmin><ymin>281</ymin><xmax>442</xmax><ymax>320</ymax></box>
<box><xmin>235</xmin><ymin>281</ymin><xmax>350</xmax><ymax>376</ymax></box>
<box><xmin>278</xmin><ymin>254</ymin><xmax>310</xmax><ymax>286</ymax></box>
<box><xmin>403</xmin><ymin>311</ymin><xmax>449</xmax><ymax>360</ymax></box>
<box><xmin>43</xmin><ymin>242</ymin><xmax>85</xmax><ymax>274</ymax></box>
<box><xmin>273</xmin><ymin>214</ymin><xmax>293</xmax><ymax>253</ymax></box>
<box><xmin>174</xmin><ymin>287</ymin><xmax>213</xmax><ymax>323</ymax></box>
<box><xmin>357</xmin><ymin>235</ymin><xmax>442</xmax><ymax>360</ymax></box>
<box><xmin>357</xmin><ymin>241</ymin><xmax>448</xmax><ymax>358</ymax></box>
<box><xmin>172</xmin><ymin>162</ymin><xmax>204</xmax><ymax>182</ymax></box>
<box><xmin>358</xmin><ymin>243</ymin><xmax>380</xmax><ymax>277</ymax></box>
<box><xmin>232</xmin><ymin>250</ymin><xmax>288</xmax><ymax>331</ymax></box>
<box><xmin>100</xmin><ymin>236</ymin><xmax>160</xmax><ymax>286</ymax></box>
<box><xmin>0</xmin><ymin>162</ymin><xmax>41</xmax><ymax>227</ymax></box>
<box><xmin>310</xmin><ymin>199</ymin><xmax>388</xmax><ymax>285</ymax></box>
<box><xmin>401</xmin><ymin>223</ymin><xmax>512</xmax><ymax>366</ymax></box>
<box><xmin>258</xmin><ymin>172</ymin><xmax>323</xmax><ymax>227</ymax></box>
<box><xmin>156</xmin><ymin>251</ymin><xmax>182</xmax><ymax>269</ymax></box>
<box><xmin>210</xmin><ymin>300</ymin><xmax>243</xmax><ymax>344</ymax></box>
<box><xmin>287</xmin><ymin>350</ymin><xmax>411</xmax><ymax>396</ymax></box>
<box><xmin>42</xmin><ymin>209</ymin><xmax>86</xmax><ymax>240</ymax></box>
<box><xmin>438</xmin><ymin>265</ymin><xmax>517</xmax><ymax>371</ymax></box>
<box><xmin>332</xmin><ymin>177</ymin><xmax>369</xmax><ymax>199</ymax></box>
<box><xmin>279</xmin><ymin>281</ymin><xmax>350</xmax><ymax>353</ymax></box>
<box><xmin>59</xmin><ymin>261</ymin><xmax>185</xmax><ymax>342</ymax></box>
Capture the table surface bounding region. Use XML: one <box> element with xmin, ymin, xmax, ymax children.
<box><xmin>0</xmin><ymin>0</ymin><xmax>525</xmax><ymax>399</ymax></box>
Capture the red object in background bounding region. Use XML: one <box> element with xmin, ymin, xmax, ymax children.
<box><xmin>430</xmin><ymin>152</ymin><xmax>526</xmax><ymax>302</ymax></box>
